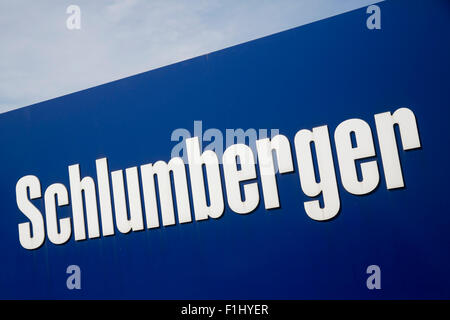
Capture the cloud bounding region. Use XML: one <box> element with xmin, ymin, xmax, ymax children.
<box><xmin>0</xmin><ymin>0</ymin><xmax>383</xmax><ymax>113</ymax></box>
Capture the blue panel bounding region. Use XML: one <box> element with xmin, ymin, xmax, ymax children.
<box><xmin>0</xmin><ymin>0</ymin><xmax>449</xmax><ymax>299</ymax></box>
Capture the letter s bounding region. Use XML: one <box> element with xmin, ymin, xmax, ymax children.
<box><xmin>16</xmin><ymin>175</ymin><xmax>45</xmax><ymax>250</ymax></box>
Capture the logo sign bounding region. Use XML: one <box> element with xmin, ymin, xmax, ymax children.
<box><xmin>0</xmin><ymin>0</ymin><xmax>449</xmax><ymax>299</ymax></box>
<box><xmin>16</xmin><ymin>108</ymin><xmax>420</xmax><ymax>250</ymax></box>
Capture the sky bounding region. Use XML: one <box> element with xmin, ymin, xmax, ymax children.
<box><xmin>0</xmin><ymin>0</ymin><xmax>382</xmax><ymax>113</ymax></box>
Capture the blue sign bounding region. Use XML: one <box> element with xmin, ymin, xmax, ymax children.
<box><xmin>0</xmin><ymin>0</ymin><xmax>449</xmax><ymax>299</ymax></box>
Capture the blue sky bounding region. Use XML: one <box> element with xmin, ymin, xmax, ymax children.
<box><xmin>0</xmin><ymin>0</ymin><xmax>382</xmax><ymax>113</ymax></box>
